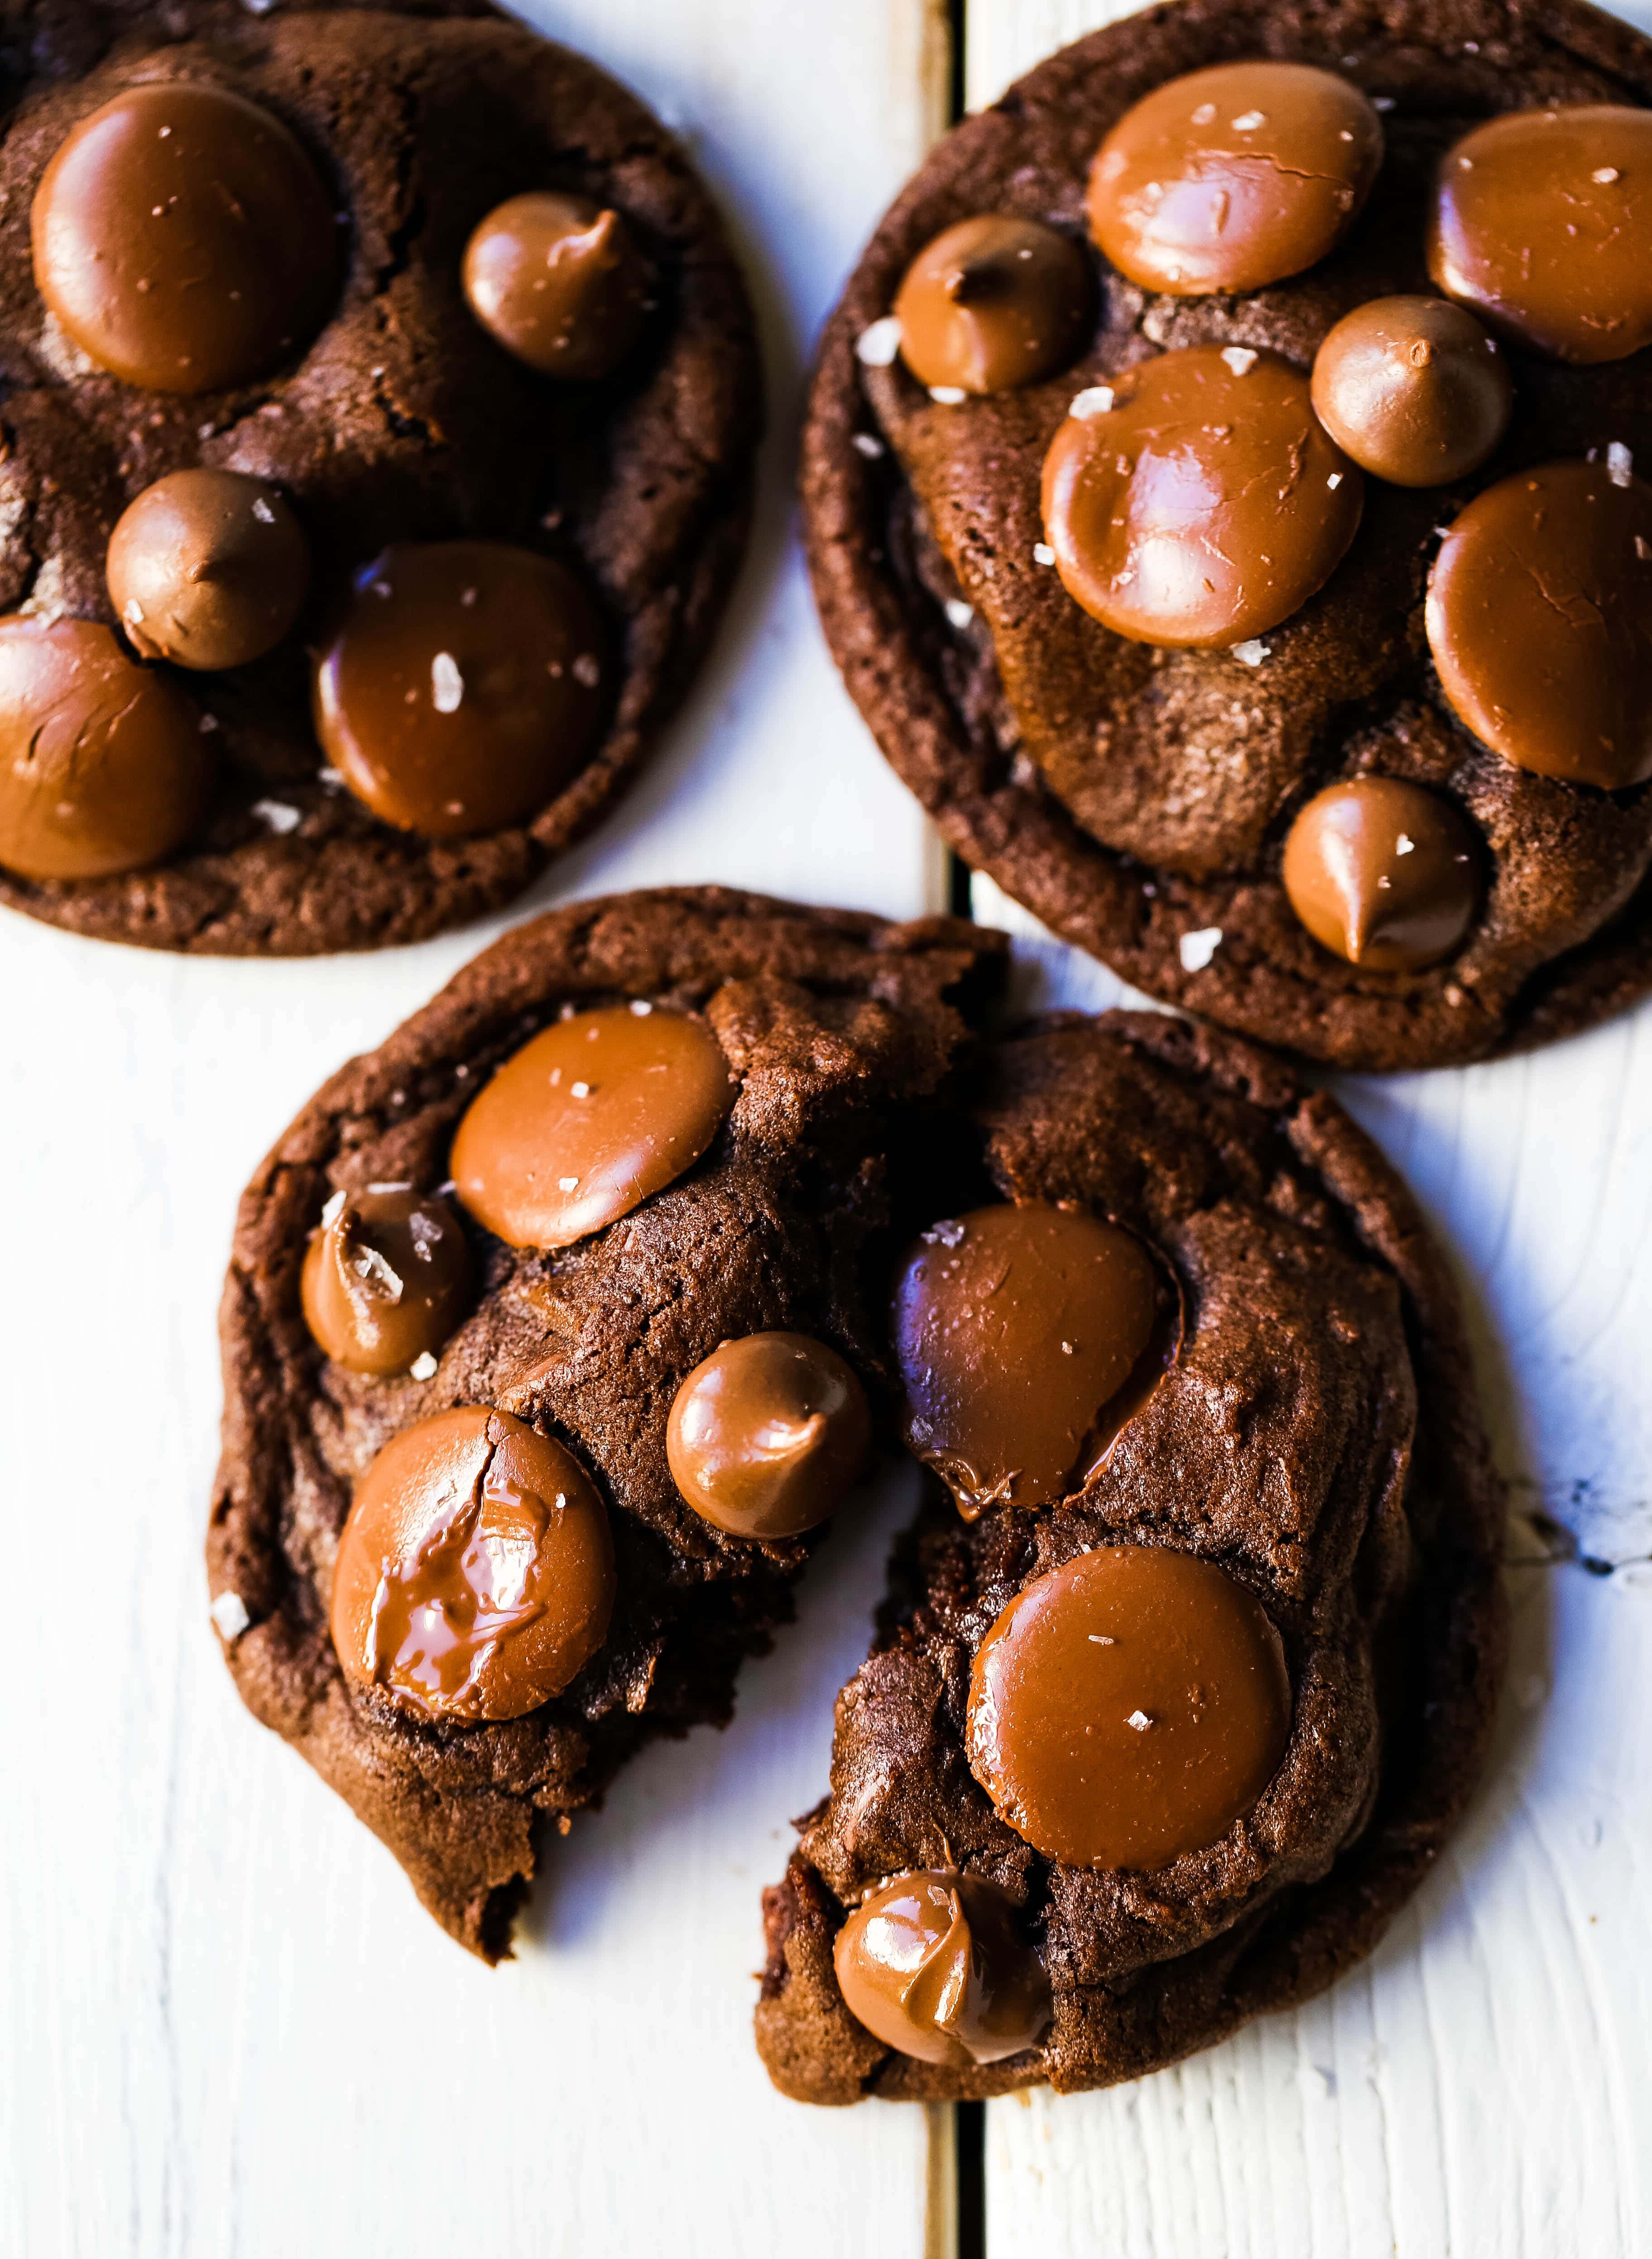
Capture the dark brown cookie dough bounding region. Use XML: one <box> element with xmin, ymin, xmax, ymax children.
<box><xmin>206</xmin><ymin>886</ymin><xmax>1000</xmax><ymax>1956</ymax></box>
<box><xmin>0</xmin><ymin>0</ymin><xmax>760</xmax><ymax>953</ymax></box>
<box><xmin>757</xmin><ymin>1009</ymin><xmax>1508</xmax><ymax>2102</ymax></box>
<box><xmin>803</xmin><ymin>0</ymin><xmax>1652</xmax><ymax>1069</ymax></box>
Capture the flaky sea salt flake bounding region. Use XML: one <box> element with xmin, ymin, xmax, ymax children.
<box><xmin>1070</xmin><ymin>385</ymin><xmax>1116</xmax><ymax>419</ymax></box>
<box><xmin>1126</xmin><ymin>1709</ymin><xmax>1153</xmax><ymax>1730</ymax></box>
<box><xmin>431</xmin><ymin>652</ymin><xmax>464</xmax><ymax>711</ymax></box>
<box><xmin>1229</xmin><ymin>638</ymin><xmax>1270</xmax><ymax>667</ymax></box>
<box><xmin>1220</xmin><ymin>346</ymin><xmax>1258</xmax><ymax>376</ymax></box>
<box><xmin>211</xmin><ymin>1591</ymin><xmax>251</xmax><ymax>1641</ymax></box>
<box><xmin>1608</xmin><ymin>441</ymin><xmax>1633</xmax><ymax>487</ymax></box>
<box><xmin>409</xmin><ymin>1352</ymin><xmax>438</xmax><ymax>1380</ymax></box>
<box><xmin>944</xmin><ymin>597</ymin><xmax>975</xmax><ymax>630</ymax></box>
<box><xmin>1033</xmin><ymin>542</ymin><xmax>1056</xmax><ymax>566</ymax></box>
<box><xmin>855</xmin><ymin>316</ymin><xmax>903</xmax><ymax>368</ymax></box>
<box><xmin>852</xmin><ymin>432</ymin><xmax>885</xmax><ymax>459</ymax></box>
<box><xmin>252</xmin><ymin>798</ymin><xmax>301</xmax><ymax>834</ymax></box>
<box><xmin>1179</xmin><ymin>926</ymin><xmax>1222</xmax><ymax>971</ymax></box>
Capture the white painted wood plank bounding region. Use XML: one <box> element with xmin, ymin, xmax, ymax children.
<box><xmin>965</xmin><ymin>6</ymin><xmax>1652</xmax><ymax>2243</ymax></box>
<box><xmin>975</xmin><ymin>877</ymin><xmax>1652</xmax><ymax>2259</ymax></box>
<box><xmin>0</xmin><ymin>6</ymin><xmax>949</xmax><ymax>2255</ymax></box>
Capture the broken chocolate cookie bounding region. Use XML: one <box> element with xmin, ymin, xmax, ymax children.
<box><xmin>757</xmin><ymin>1009</ymin><xmax>1507</xmax><ymax>2100</ymax></box>
<box><xmin>207</xmin><ymin>886</ymin><xmax>998</xmax><ymax>1955</ymax></box>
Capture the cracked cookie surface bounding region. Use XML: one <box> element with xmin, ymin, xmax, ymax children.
<box><xmin>803</xmin><ymin>0</ymin><xmax>1652</xmax><ymax>1068</ymax></box>
<box><xmin>207</xmin><ymin>885</ymin><xmax>999</xmax><ymax>1954</ymax></box>
<box><xmin>757</xmin><ymin>1009</ymin><xmax>1508</xmax><ymax>2101</ymax></box>
<box><xmin>0</xmin><ymin>0</ymin><xmax>760</xmax><ymax>952</ymax></box>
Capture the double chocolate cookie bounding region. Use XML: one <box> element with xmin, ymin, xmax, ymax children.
<box><xmin>207</xmin><ymin>887</ymin><xmax>997</xmax><ymax>1953</ymax></box>
<box><xmin>757</xmin><ymin>1010</ymin><xmax>1507</xmax><ymax>2100</ymax></box>
<box><xmin>0</xmin><ymin>0</ymin><xmax>760</xmax><ymax>952</ymax></box>
<box><xmin>804</xmin><ymin>0</ymin><xmax>1652</xmax><ymax>1068</ymax></box>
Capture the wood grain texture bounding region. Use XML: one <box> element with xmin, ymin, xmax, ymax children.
<box><xmin>0</xmin><ymin>5</ymin><xmax>950</xmax><ymax>2254</ymax></box>
<box><xmin>976</xmin><ymin>862</ymin><xmax>1652</xmax><ymax>2259</ymax></box>
<box><xmin>962</xmin><ymin>3</ymin><xmax>1652</xmax><ymax>2230</ymax></box>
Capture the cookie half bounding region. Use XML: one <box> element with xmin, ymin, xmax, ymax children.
<box><xmin>756</xmin><ymin>1009</ymin><xmax>1508</xmax><ymax>2100</ymax></box>
<box><xmin>207</xmin><ymin>886</ymin><xmax>1000</xmax><ymax>1955</ymax></box>
<box><xmin>803</xmin><ymin>0</ymin><xmax>1652</xmax><ymax>1068</ymax></box>
<box><xmin>0</xmin><ymin>0</ymin><xmax>760</xmax><ymax>952</ymax></box>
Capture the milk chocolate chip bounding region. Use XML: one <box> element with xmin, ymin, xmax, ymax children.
<box><xmin>452</xmin><ymin>1003</ymin><xmax>736</xmax><ymax>1250</ymax></box>
<box><xmin>892</xmin><ymin>215</ymin><xmax>1094</xmax><ymax>396</ymax></box>
<box><xmin>666</xmin><ymin>1331</ymin><xmax>871</xmax><ymax>1539</ymax></box>
<box><xmin>312</xmin><ymin>542</ymin><xmax>610</xmax><ymax>836</ymax></box>
<box><xmin>331</xmin><ymin>1404</ymin><xmax>615</xmax><ymax>1722</ymax></box>
<box><xmin>107</xmin><ymin>469</ymin><xmax>309</xmax><ymax>670</ymax></box>
<box><xmin>1428</xmin><ymin>107</ymin><xmax>1652</xmax><ymax>365</ymax></box>
<box><xmin>0</xmin><ymin>617</ymin><xmax>210</xmax><ymax>880</ymax></box>
<box><xmin>1310</xmin><ymin>296</ymin><xmax>1511</xmax><ymax>487</ymax></box>
<box><xmin>1283</xmin><ymin>777</ymin><xmax>1481</xmax><ymax>971</ymax></box>
<box><xmin>1041</xmin><ymin>346</ymin><xmax>1362</xmax><ymax>649</ymax></box>
<box><xmin>892</xmin><ymin>1203</ymin><xmax>1165</xmax><ymax>1517</ymax></box>
<box><xmin>833</xmin><ymin>1871</ymin><xmax>1052</xmax><ymax>2068</ymax></box>
<box><xmin>462</xmin><ymin>193</ymin><xmax>649</xmax><ymax>380</ymax></box>
<box><xmin>966</xmin><ymin>1546</ymin><xmax>1292</xmax><ymax>1870</ymax></box>
<box><xmin>1087</xmin><ymin>62</ymin><xmax>1383</xmax><ymax>297</ymax></box>
<box><xmin>31</xmin><ymin>82</ymin><xmax>338</xmax><ymax>394</ymax></box>
<box><xmin>301</xmin><ymin>1185</ymin><xmax>471</xmax><ymax>1377</ymax></box>
<box><xmin>1426</xmin><ymin>460</ymin><xmax>1652</xmax><ymax>789</ymax></box>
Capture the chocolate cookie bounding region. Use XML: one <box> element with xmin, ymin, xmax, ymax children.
<box><xmin>206</xmin><ymin>887</ymin><xmax>999</xmax><ymax>1955</ymax></box>
<box><xmin>803</xmin><ymin>0</ymin><xmax>1652</xmax><ymax>1069</ymax></box>
<box><xmin>757</xmin><ymin>1009</ymin><xmax>1508</xmax><ymax>2101</ymax></box>
<box><xmin>0</xmin><ymin>0</ymin><xmax>759</xmax><ymax>952</ymax></box>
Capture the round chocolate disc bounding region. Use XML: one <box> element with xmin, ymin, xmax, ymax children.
<box><xmin>107</xmin><ymin>468</ymin><xmax>309</xmax><ymax>670</ymax></box>
<box><xmin>666</xmin><ymin>1331</ymin><xmax>871</xmax><ymax>1539</ymax></box>
<box><xmin>1041</xmin><ymin>345</ymin><xmax>1363</xmax><ymax>649</ymax></box>
<box><xmin>892</xmin><ymin>1202</ymin><xmax>1162</xmax><ymax>1516</ymax></box>
<box><xmin>451</xmin><ymin>1003</ymin><xmax>737</xmax><ymax>1251</ymax></box>
<box><xmin>892</xmin><ymin>214</ymin><xmax>1094</xmax><ymax>396</ymax></box>
<box><xmin>1282</xmin><ymin>776</ymin><xmax>1481</xmax><ymax>971</ymax></box>
<box><xmin>462</xmin><ymin>192</ymin><xmax>650</xmax><ymax>380</ymax></box>
<box><xmin>1428</xmin><ymin>106</ymin><xmax>1652</xmax><ymax>364</ymax></box>
<box><xmin>833</xmin><ymin>1870</ymin><xmax>1052</xmax><ymax>2068</ymax></box>
<box><xmin>1310</xmin><ymin>295</ymin><xmax>1512</xmax><ymax>487</ymax></box>
<box><xmin>1087</xmin><ymin>61</ymin><xmax>1383</xmax><ymax>297</ymax></box>
<box><xmin>312</xmin><ymin>541</ymin><xmax>610</xmax><ymax>836</ymax></box>
<box><xmin>1426</xmin><ymin>460</ymin><xmax>1652</xmax><ymax>789</ymax></box>
<box><xmin>0</xmin><ymin>617</ymin><xmax>211</xmax><ymax>880</ymax></box>
<box><xmin>966</xmin><ymin>1545</ymin><xmax>1292</xmax><ymax>1871</ymax></box>
<box><xmin>301</xmin><ymin>1185</ymin><xmax>471</xmax><ymax>1377</ymax></box>
<box><xmin>330</xmin><ymin>1404</ymin><xmax>615</xmax><ymax>1722</ymax></box>
<box><xmin>31</xmin><ymin>81</ymin><xmax>339</xmax><ymax>394</ymax></box>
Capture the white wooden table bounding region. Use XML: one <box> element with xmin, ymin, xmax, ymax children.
<box><xmin>4</xmin><ymin>4</ymin><xmax>1649</xmax><ymax>2255</ymax></box>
